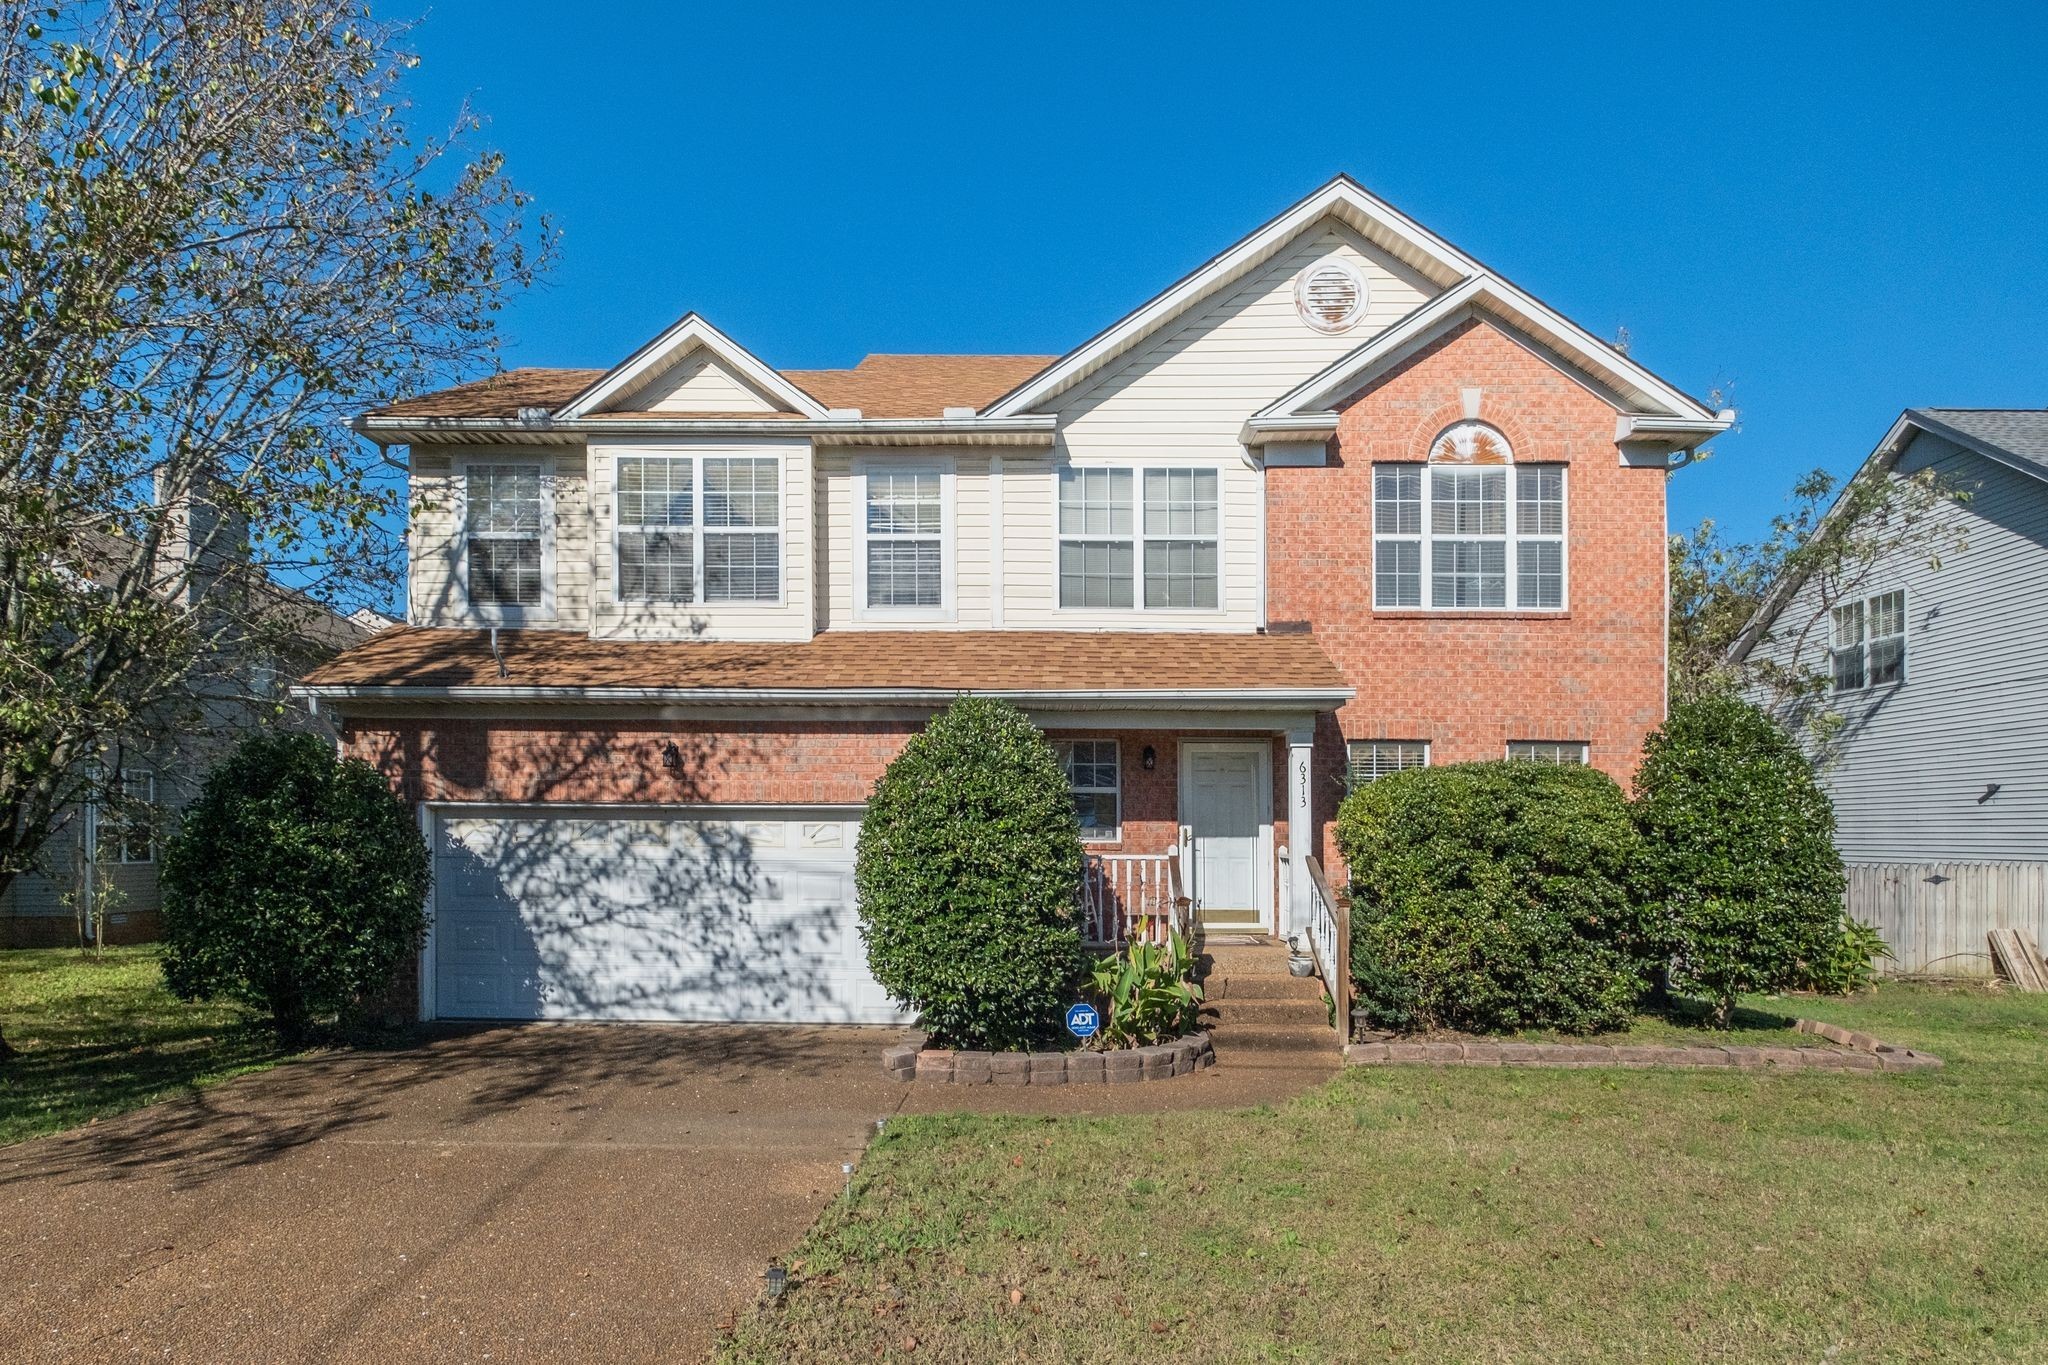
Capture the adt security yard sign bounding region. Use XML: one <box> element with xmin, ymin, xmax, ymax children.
<box><xmin>1065</xmin><ymin>1003</ymin><xmax>1100</xmax><ymax>1039</ymax></box>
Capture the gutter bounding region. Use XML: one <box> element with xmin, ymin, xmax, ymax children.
<box><xmin>293</xmin><ymin>683</ymin><xmax>1356</xmax><ymax>709</ymax></box>
<box><xmin>350</xmin><ymin>414</ymin><xmax>1060</xmax><ymax>446</ymax></box>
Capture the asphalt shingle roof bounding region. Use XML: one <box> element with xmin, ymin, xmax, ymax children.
<box><xmin>1910</xmin><ymin>408</ymin><xmax>2048</xmax><ymax>479</ymax></box>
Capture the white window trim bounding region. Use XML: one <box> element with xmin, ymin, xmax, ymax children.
<box><xmin>454</xmin><ymin>455</ymin><xmax>557</xmax><ymax>623</ymax></box>
<box><xmin>852</xmin><ymin>456</ymin><xmax>956</xmax><ymax>622</ymax></box>
<box><xmin>1505</xmin><ymin>740</ymin><xmax>1589</xmax><ymax>765</ymax></box>
<box><xmin>607</xmin><ymin>450</ymin><xmax>788</xmax><ymax>610</ymax></box>
<box><xmin>1051</xmin><ymin>461</ymin><xmax>1227</xmax><ymax>615</ymax></box>
<box><xmin>1372</xmin><ymin>461</ymin><xmax>1570</xmax><ymax>613</ymax></box>
<box><xmin>1056</xmin><ymin>737</ymin><xmax>1122</xmax><ymax>844</ymax></box>
<box><xmin>1830</xmin><ymin>587</ymin><xmax>1908</xmax><ymax>694</ymax></box>
<box><xmin>1345</xmin><ymin>739</ymin><xmax>1430</xmax><ymax>787</ymax></box>
<box><xmin>112</xmin><ymin>769</ymin><xmax>155</xmax><ymax>865</ymax></box>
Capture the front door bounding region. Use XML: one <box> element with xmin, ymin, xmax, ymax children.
<box><xmin>1182</xmin><ymin>744</ymin><xmax>1265</xmax><ymax>925</ymax></box>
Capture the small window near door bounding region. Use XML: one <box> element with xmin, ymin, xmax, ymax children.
<box><xmin>1055</xmin><ymin>739</ymin><xmax>1120</xmax><ymax>842</ymax></box>
<box><xmin>1506</xmin><ymin>740</ymin><xmax>1588</xmax><ymax>765</ymax></box>
<box><xmin>1346</xmin><ymin>740</ymin><xmax>1428</xmax><ymax>788</ymax></box>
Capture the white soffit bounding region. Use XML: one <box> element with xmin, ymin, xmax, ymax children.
<box><xmin>557</xmin><ymin>313</ymin><xmax>829</xmax><ymax>419</ymax></box>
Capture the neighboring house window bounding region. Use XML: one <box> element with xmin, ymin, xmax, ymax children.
<box><xmin>1057</xmin><ymin>466</ymin><xmax>1220</xmax><ymax>610</ymax></box>
<box><xmin>106</xmin><ymin>770</ymin><xmax>155</xmax><ymax>864</ymax></box>
<box><xmin>464</xmin><ymin>463</ymin><xmax>547</xmax><ymax>608</ymax></box>
<box><xmin>613</xmin><ymin>454</ymin><xmax>781</xmax><ymax>605</ymax></box>
<box><xmin>617</xmin><ymin>456</ymin><xmax>695</xmax><ymax>602</ymax></box>
<box><xmin>1831</xmin><ymin>589</ymin><xmax>1906</xmax><ymax>692</ymax></box>
<box><xmin>1372</xmin><ymin>425</ymin><xmax>1566</xmax><ymax>611</ymax></box>
<box><xmin>1056</xmin><ymin>739</ymin><xmax>1121</xmax><ymax>841</ymax></box>
<box><xmin>1346</xmin><ymin>740</ymin><xmax>1429</xmax><ymax>787</ymax></box>
<box><xmin>1506</xmin><ymin>740</ymin><xmax>1588</xmax><ymax>765</ymax></box>
<box><xmin>858</xmin><ymin>465</ymin><xmax>951</xmax><ymax>613</ymax></box>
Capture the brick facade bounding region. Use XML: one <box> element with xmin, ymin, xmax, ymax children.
<box><xmin>1266</xmin><ymin>317</ymin><xmax>1668</xmax><ymax>878</ymax></box>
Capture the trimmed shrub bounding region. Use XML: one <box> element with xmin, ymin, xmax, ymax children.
<box><xmin>1337</xmin><ymin>762</ymin><xmax>1649</xmax><ymax>1034</ymax></box>
<box><xmin>1633</xmin><ymin>695</ymin><xmax>1849</xmax><ymax>1024</ymax></box>
<box><xmin>160</xmin><ymin>732</ymin><xmax>429</xmax><ymax>1041</ymax></box>
<box><xmin>856</xmin><ymin>696</ymin><xmax>1086</xmax><ymax>1050</ymax></box>
<box><xmin>1797</xmin><ymin>916</ymin><xmax>1893</xmax><ymax>995</ymax></box>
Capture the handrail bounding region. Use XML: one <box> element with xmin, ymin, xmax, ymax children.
<box><xmin>1302</xmin><ymin>854</ymin><xmax>1349</xmax><ymax>1044</ymax></box>
<box><xmin>1081</xmin><ymin>850</ymin><xmax>1189</xmax><ymax>946</ymax></box>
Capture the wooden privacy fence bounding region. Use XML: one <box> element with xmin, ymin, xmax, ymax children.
<box><xmin>1846</xmin><ymin>861</ymin><xmax>2048</xmax><ymax>978</ymax></box>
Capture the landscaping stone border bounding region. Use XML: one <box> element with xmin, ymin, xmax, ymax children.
<box><xmin>1345</xmin><ymin>1020</ymin><xmax>1942</xmax><ymax>1073</ymax></box>
<box><xmin>883</xmin><ymin>1033</ymin><xmax>1217</xmax><ymax>1085</ymax></box>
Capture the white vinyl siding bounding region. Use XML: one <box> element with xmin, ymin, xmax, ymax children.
<box><xmin>617</xmin><ymin>348</ymin><xmax>787</xmax><ymax>414</ymax></box>
<box><xmin>1346</xmin><ymin>741</ymin><xmax>1428</xmax><ymax>787</ymax></box>
<box><xmin>1056</xmin><ymin>739</ymin><xmax>1121</xmax><ymax>842</ymax></box>
<box><xmin>1507</xmin><ymin>740</ymin><xmax>1589</xmax><ymax>765</ymax></box>
<box><xmin>1373</xmin><ymin>463</ymin><xmax>1567</xmax><ymax>610</ymax></box>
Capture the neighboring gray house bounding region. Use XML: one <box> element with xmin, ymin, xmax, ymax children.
<box><xmin>1734</xmin><ymin>408</ymin><xmax>2048</xmax><ymax>976</ymax></box>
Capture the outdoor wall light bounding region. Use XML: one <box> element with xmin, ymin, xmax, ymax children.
<box><xmin>1142</xmin><ymin>745</ymin><xmax>1157</xmax><ymax>771</ymax></box>
<box><xmin>661</xmin><ymin>741</ymin><xmax>682</xmax><ymax>771</ymax></box>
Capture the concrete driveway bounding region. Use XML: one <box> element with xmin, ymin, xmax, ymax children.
<box><xmin>0</xmin><ymin>1023</ymin><xmax>908</xmax><ymax>1365</ymax></box>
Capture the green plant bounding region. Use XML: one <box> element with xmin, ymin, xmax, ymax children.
<box><xmin>1798</xmin><ymin>916</ymin><xmax>1893</xmax><ymax>995</ymax></box>
<box><xmin>855</xmin><ymin>696</ymin><xmax>1086</xmax><ymax>1051</ymax></box>
<box><xmin>1633</xmin><ymin>695</ymin><xmax>1848</xmax><ymax>1026</ymax></box>
<box><xmin>1087</xmin><ymin>924</ymin><xmax>1203</xmax><ymax>1048</ymax></box>
<box><xmin>1336</xmin><ymin>762</ymin><xmax>1651</xmax><ymax>1035</ymax></box>
<box><xmin>158</xmin><ymin>732</ymin><xmax>429</xmax><ymax>1042</ymax></box>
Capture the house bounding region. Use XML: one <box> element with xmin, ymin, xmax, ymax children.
<box><xmin>299</xmin><ymin>175</ymin><xmax>1728</xmax><ymax>1025</ymax></box>
<box><xmin>1734</xmin><ymin>408</ymin><xmax>2048</xmax><ymax>976</ymax></box>
<box><xmin>0</xmin><ymin>497</ymin><xmax>382</xmax><ymax>949</ymax></box>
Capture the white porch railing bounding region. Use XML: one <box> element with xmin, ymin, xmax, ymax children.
<box><xmin>1302</xmin><ymin>855</ymin><xmax>1349</xmax><ymax>1043</ymax></box>
<box><xmin>1081</xmin><ymin>849</ymin><xmax>1192</xmax><ymax>946</ymax></box>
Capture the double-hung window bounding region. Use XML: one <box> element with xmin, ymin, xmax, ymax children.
<box><xmin>1057</xmin><ymin>466</ymin><xmax>1220</xmax><ymax>610</ymax></box>
<box><xmin>1831</xmin><ymin>589</ymin><xmax>1906</xmax><ymax>692</ymax></box>
<box><xmin>105</xmin><ymin>770</ymin><xmax>155</xmax><ymax>864</ymax></box>
<box><xmin>858</xmin><ymin>464</ymin><xmax>951</xmax><ymax>614</ymax></box>
<box><xmin>1346</xmin><ymin>740</ymin><xmax>1429</xmax><ymax>788</ymax></box>
<box><xmin>1056</xmin><ymin>739</ymin><xmax>1121</xmax><ymax>841</ymax></box>
<box><xmin>1507</xmin><ymin>740</ymin><xmax>1588</xmax><ymax>765</ymax></box>
<box><xmin>613</xmin><ymin>454</ymin><xmax>782</xmax><ymax>605</ymax></box>
<box><xmin>464</xmin><ymin>463</ymin><xmax>549</xmax><ymax>611</ymax></box>
<box><xmin>1372</xmin><ymin>430</ymin><xmax>1566</xmax><ymax>610</ymax></box>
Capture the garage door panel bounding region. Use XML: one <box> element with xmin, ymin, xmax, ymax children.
<box><xmin>430</xmin><ymin>809</ymin><xmax>903</xmax><ymax>1024</ymax></box>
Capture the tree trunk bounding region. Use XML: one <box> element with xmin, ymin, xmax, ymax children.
<box><xmin>0</xmin><ymin>1028</ymin><xmax>15</xmax><ymax>1063</ymax></box>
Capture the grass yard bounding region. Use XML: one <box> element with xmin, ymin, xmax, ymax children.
<box><xmin>723</xmin><ymin>984</ymin><xmax>2048</xmax><ymax>1364</ymax></box>
<box><xmin>0</xmin><ymin>946</ymin><xmax>292</xmax><ymax>1145</ymax></box>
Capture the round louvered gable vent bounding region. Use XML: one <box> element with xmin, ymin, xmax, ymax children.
<box><xmin>1295</xmin><ymin>259</ymin><xmax>1367</xmax><ymax>333</ymax></box>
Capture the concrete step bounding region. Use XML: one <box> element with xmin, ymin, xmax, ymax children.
<box><xmin>1211</xmin><ymin>1022</ymin><xmax>1345</xmax><ymax>1058</ymax></box>
<box><xmin>1199</xmin><ymin>946</ymin><xmax>1297</xmax><ymax>977</ymax></box>
<box><xmin>1201</xmin><ymin>997</ymin><xmax>1332</xmax><ymax>1026</ymax></box>
<box><xmin>1204</xmin><ymin>972</ymin><xmax>1326</xmax><ymax>1002</ymax></box>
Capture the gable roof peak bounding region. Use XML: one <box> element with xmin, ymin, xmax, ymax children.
<box><xmin>556</xmin><ymin>311</ymin><xmax>829</xmax><ymax>419</ymax></box>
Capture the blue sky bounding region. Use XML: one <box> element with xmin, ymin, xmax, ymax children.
<box><xmin>395</xmin><ymin>0</ymin><xmax>2047</xmax><ymax>542</ymax></box>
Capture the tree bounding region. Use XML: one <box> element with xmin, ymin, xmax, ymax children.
<box><xmin>855</xmin><ymin>697</ymin><xmax>1086</xmax><ymax>1051</ymax></box>
<box><xmin>1633</xmin><ymin>695</ymin><xmax>1846</xmax><ymax>1026</ymax></box>
<box><xmin>0</xmin><ymin>2</ymin><xmax>547</xmax><ymax>971</ymax></box>
<box><xmin>1669</xmin><ymin>465</ymin><xmax>1969</xmax><ymax>704</ymax></box>
<box><xmin>159</xmin><ymin>732</ymin><xmax>429</xmax><ymax>1041</ymax></box>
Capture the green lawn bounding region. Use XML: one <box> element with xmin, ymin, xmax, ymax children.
<box><xmin>0</xmin><ymin>946</ymin><xmax>293</xmax><ymax>1145</ymax></box>
<box><xmin>723</xmin><ymin>984</ymin><xmax>2048</xmax><ymax>1364</ymax></box>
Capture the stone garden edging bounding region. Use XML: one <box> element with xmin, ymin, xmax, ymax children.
<box><xmin>1345</xmin><ymin>1019</ymin><xmax>1942</xmax><ymax>1073</ymax></box>
<box><xmin>883</xmin><ymin>1032</ymin><xmax>1216</xmax><ymax>1085</ymax></box>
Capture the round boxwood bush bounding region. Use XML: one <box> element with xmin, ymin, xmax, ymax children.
<box><xmin>159</xmin><ymin>732</ymin><xmax>429</xmax><ymax>1041</ymax></box>
<box><xmin>1337</xmin><ymin>761</ymin><xmax>1650</xmax><ymax>1034</ymax></box>
<box><xmin>1634</xmin><ymin>695</ymin><xmax>1849</xmax><ymax>1025</ymax></box>
<box><xmin>856</xmin><ymin>696</ymin><xmax>1085</xmax><ymax>1050</ymax></box>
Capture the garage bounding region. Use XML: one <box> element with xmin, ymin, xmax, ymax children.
<box><xmin>427</xmin><ymin>806</ymin><xmax>907</xmax><ymax>1024</ymax></box>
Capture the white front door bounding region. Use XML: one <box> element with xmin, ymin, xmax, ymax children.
<box><xmin>1182</xmin><ymin>744</ymin><xmax>1266</xmax><ymax>920</ymax></box>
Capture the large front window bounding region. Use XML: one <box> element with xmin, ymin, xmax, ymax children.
<box><xmin>465</xmin><ymin>463</ymin><xmax>546</xmax><ymax>608</ymax></box>
<box><xmin>1058</xmin><ymin>466</ymin><xmax>1219</xmax><ymax>610</ymax></box>
<box><xmin>1372</xmin><ymin>454</ymin><xmax>1566</xmax><ymax>609</ymax></box>
<box><xmin>614</xmin><ymin>455</ymin><xmax>781</xmax><ymax>605</ymax></box>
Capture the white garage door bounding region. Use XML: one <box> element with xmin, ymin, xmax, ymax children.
<box><xmin>429</xmin><ymin>807</ymin><xmax>906</xmax><ymax>1024</ymax></box>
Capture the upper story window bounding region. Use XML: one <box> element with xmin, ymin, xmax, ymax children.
<box><xmin>1831</xmin><ymin>589</ymin><xmax>1906</xmax><ymax>692</ymax></box>
<box><xmin>1346</xmin><ymin>740</ymin><xmax>1428</xmax><ymax>788</ymax></box>
<box><xmin>857</xmin><ymin>462</ymin><xmax>953</xmax><ymax>616</ymax></box>
<box><xmin>1372</xmin><ymin>424</ymin><xmax>1565</xmax><ymax>611</ymax></box>
<box><xmin>1507</xmin><ymin>740</ymin><xmax>1588</xmax><ymax>765</ymax></box>
<box><xmin>1057</xmin><ymin>466</ymin><xmax>1220</xmax><ymax>611</ymax></box>
<box><xmin>103</xmin><ymin>769</ymin><xmax>155</xmax><ymax>864</ymax></box>
<box><xmin>614</xmin><ymin>454</ymin><xmax>781</xmax><ymax>605</ymax></box>
<box><xmin>1056</xmin><ymin>739</ymin><xmax>1121</xmax><ymax>842</ymax></box>
<box><xmin>464</xmin><ymin>463</ymin><xmax>550</xmax><ymax>611</ymax></box>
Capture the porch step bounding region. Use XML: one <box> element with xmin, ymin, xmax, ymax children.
<box><xmin>1205</xmin><ymin>972</ymin><xmax>1326</xmax><ymax>1002</ymax></box>
<box><xmin>1197</xmin><ymin>908</ymin><xmax>1264</xmax><ymax>927</ymax></box>
<box><xmin>1201</xmin><ymin>997</ymin><xmax>1331</xmax><ymax>1027</ymax></box>
<box><xmin>1199</xmin><ymin>944</ymin><xmax>1298</xmax><ymax>977</ymax></box>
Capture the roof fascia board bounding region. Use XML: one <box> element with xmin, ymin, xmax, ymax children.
<box><xmin>556</xmin><ymin>313</ymin><xmax>830</xmax><ymax>419</ymax></box>
<box><xmin>350</xmin><ymin>414</ymin><xmax>1059</xmax><ymax>446</ymax></box>
<box><xmin>295</xmin><ymin>683</ymin><xmax>1356</xmax><ymax>708</ymax></box>
<box><xmin>982</xmin><ymin>176</ymin><xmax>1482</xmax><ymax>419</ymax></box>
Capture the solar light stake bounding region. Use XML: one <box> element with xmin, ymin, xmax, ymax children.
<box><xmin>764</xmin><ymin>1266</ymin><xmax>788</xmax><ymax>1301</ymax></box>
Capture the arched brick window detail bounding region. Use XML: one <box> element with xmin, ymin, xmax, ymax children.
<box><xmin>1429</xmin><ymin>420</ymin><xmax>1513</xmax><ymax>465</ymax></box>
